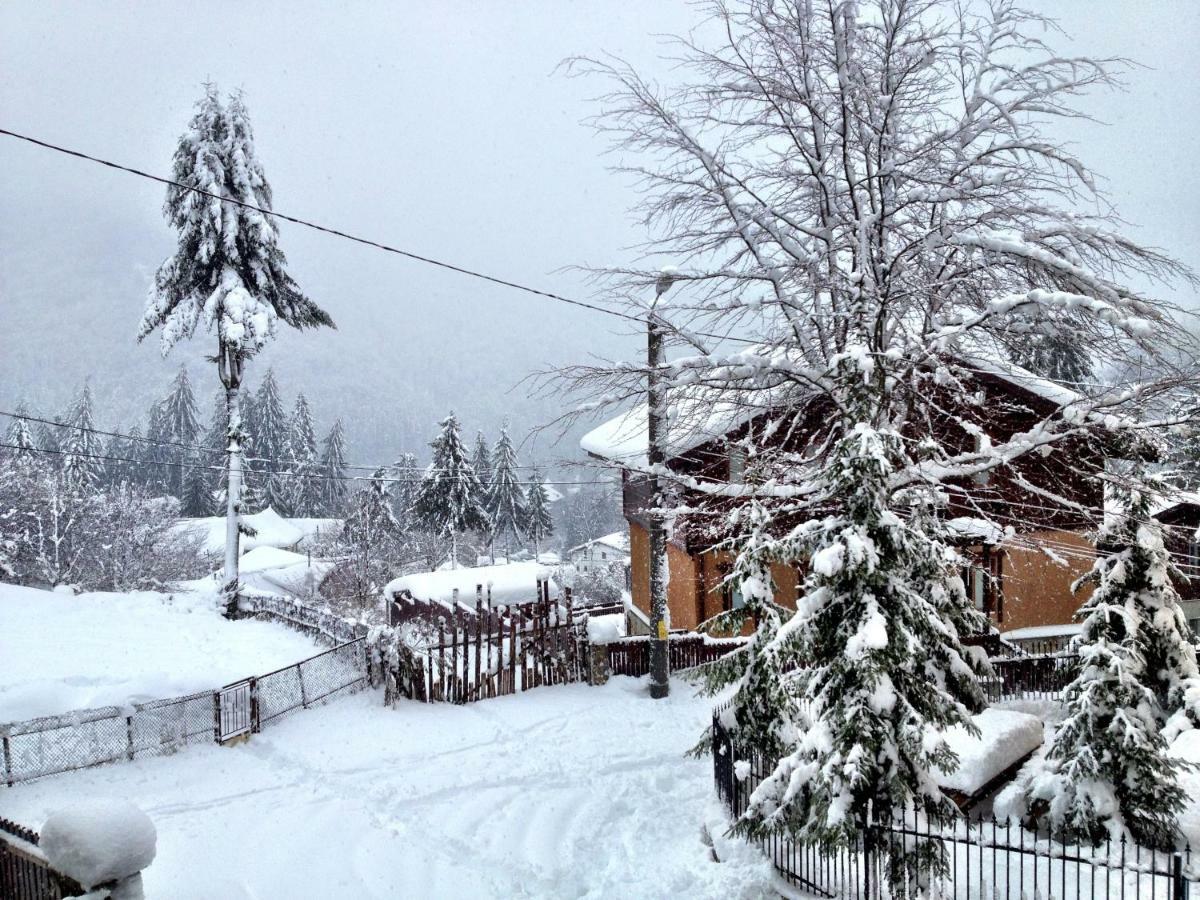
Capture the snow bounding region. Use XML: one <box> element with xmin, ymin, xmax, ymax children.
<box><xmin>0</xmin><ymin>581</ymin><xmax>320</xmax><ymax>722</ymax></box>
<box><xmin>1</xmin><ymin>680</ymin><xmax>778</xmax><ymax>899</ymax></box>
<box><xmin>937</xmin><ymin>709</ymin><xmax>1044</xmax><ymax>795</ymax></box>
<box><xmin>947</xmin><ymin>516</ymin><xmax>1007</xmax><ymax>544</ymax></box>
<box><xmin>175</xmin><ymin>509</ymin><xmax>339</xmax><ymax>555</ymax></box>
<box><xmin>585</xmin><ymin>613</ymin><xmax>627</xmax><ymax>645</ymax></box>
<box><xmin>384</xmin><ymin>561</ymin><xmax>558</xmax><ymax>609</ymax></box>
<box><xmin>237</xmin><ymin>546</ymin><xmax>334</xmax><ymax>598</ymax></box>
<box><xmin>40</xmin><ymin>800</ymin><xmax>156</xmax><ymax>889</ymax></box>
<box><xmin>1171</xmin><ymin>730</ymin><xmax>1200</xmax><ymax>847</ymax></box>
<box><xmin>1001</xmin><ymin>623</ymin><xmax>1083</xmax><ymax>641</ymax></box>
<box><xmin>568</xmin><ymin>530</ymin><xmax>631</xmax><ymax>555</ymax></box>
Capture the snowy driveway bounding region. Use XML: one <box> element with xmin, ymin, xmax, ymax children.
<box><xmin>1</xmin><ymin>678</ymin><xmax>777</xmax><ymax>899</ymax></box>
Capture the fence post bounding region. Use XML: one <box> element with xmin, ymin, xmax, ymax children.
<box><xmin>1174</xmin><ymin>853</ymin><xmax>1186</xmax><ymax>900</ymax></box>
<box><xmin>299</xmin><ymin>664</ymin><xmax>309</xmax><ymax>709</ymax></box>
<box><xmin>862</xmin><ymin>804</ymin><xmax>873</xmax><ymax>900</ymax></box>
<box><xmin>250</xmin><ymin>677</ymin><xmax>260</xmax><ymax>733</ymax></box>
<box><xmin>212</xmin><ymin>690</ymin><xmax>221</xmax><ymax>743</ymax></box>
<box><xmin>2</xmin><ymin>734</ymin><xmax>12</xmax><ymax>786</ymax></box>
<box><xmin>125</xmin><ymin>715</ymin><xmax>135</xmax><ymax>761</ymax></box>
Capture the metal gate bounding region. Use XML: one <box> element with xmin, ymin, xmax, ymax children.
<box><xmin>217</xmin><ymin>679</ymin><xmax>253</xmax><ymax>743</ymax></box>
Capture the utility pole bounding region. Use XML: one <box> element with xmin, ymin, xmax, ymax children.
<box><xmin>648</xmin><ymin>268</ymin><xmax>676</xmax><ymax>699</ymax></box>
<box><xmin>218</xmin><ymin>342</ymin><xmax>245</xmax><ymax>618</ymax></box>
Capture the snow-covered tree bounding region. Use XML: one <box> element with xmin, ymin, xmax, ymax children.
<box><xmin>247</xmin><ymin>369</ymin><xmax>291</xmax><ymax>513</ymax></box>
<box><xmin>60</xmin><ymin>385</ymin><xmax>104</xmax><ymax>492</ymax></box>
<box><xmin>319</xmin><ymin>419</ymin><xmax>350</xmax><ymax>516</ymax></box>
<box><xmin>412</xmin><ymin>413</ymin><xmax>488</xmax><ymax>568</ymax></box>
<box><xmin>142</xmin><ymin>400</ymin><xmax>172</xmax><ymax>493</ymax></box>
<box><xmin>559</xmin><ymin>0</ymin><xmax>1198</xmax><ymax>881</ymax></box>
<box><xmin>337</xmin><ymin>466</ymin><xmax>404</xmax><ymax>605</ymax></box>
<box><xmin>285</xmin><ymin>392</ymin><xmax>323</xmax><ymax>516</ymax></box>
<box><xmin>525</xmin><ymin>470</ymin><xmax>554</xmax><ymax>558</ymax></box>
<box><xmin>486</xmin><ymin>425</ymin><xmax>527</xmax><ymax>559</ymax></box>
<box><xmin>5</xmin><ymin>404</ymin><xmax>37</xmax><ymax>462</ymax></box>
<box><xmin>159</xmin><ymin>365</ymin><xmax>202</xmax><ymax>498</ymax></box>
<box><xmin>472</xmin><ymin>431</ymin><xmax>492</xmax><ymax>487</ymax></box>
<box><xmin>138</xmin><ymin>83</ymin><xmax>333</xmax><ymax>609</ymax></box>
<box><xmin>389</xmin><ymin>451</ymin><xmax>419</xmax><ymax>528</ymax></box>
<box><xmin>181</xmin><ymin>454</ymin><xmax>215</xmax><ymax>517</ymax></box>
<box><xmin>1009</xmin><ymin>328</ymin><xmax>1095</xmax><ymax>387</ymax></box>
<box><xmin>1009</xmin><ymin>478</ymin><xmax>1197</xmax><ymax>849</ymax></box>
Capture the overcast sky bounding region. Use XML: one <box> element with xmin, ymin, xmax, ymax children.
<box><xmin>2</xmin><ymin>1</ymin><xmax>1197</xmax><ymax>465</ymax></box>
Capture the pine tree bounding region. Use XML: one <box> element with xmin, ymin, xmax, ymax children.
<box><xmin>412</xmin><ymin>413</ymin><xmax>489</xmax><ymax>568</ymax></box>
<box><xmin>487</xmin><ymin>425</ymin><xmax>528</xmax><ymax>559</ymax></box>
<box><xmin>524</xmin><ymin>470</ymin><xmax>554</xmax><ymax>558</ymax></box>
<box><xmin>5</xmin><ymin>404</ymin><xmax>37</xmax><ymax>462</ymax></box>
<box><xmin>319</xmin><ymin>419</ymin><xmax>350</xmax><ymax>516</ymax></box>
<box><xmin>340</xmin><ymin>467</ymin><xmax>403</xmax><ymax>603</ymax></box>
<box><xmin>390</xmin><ymin>452</ymin><xmax>419</xmax><ymax>528</ymax></box>
<box><xmin>181</xmin><ymin>454</ymin><xmax>215</xmax><ymax>516</ymax></box>
<box><xmin>249</xmin><ymin>369</ymin><xmax>290</xmax><ymax>513</ymax></box>
<box><xmin>1012</xmin><ymin>478</ymin><xmax>1196</xmax><ymax>849</ymax></box>
<box><xmin>159</xmin><ymin>365</ymin><xmax>202</xmax><ymax>499</ymax></box>
<box><xmin>472</xmin><ymin>431</ymin><xmax>492</xmax><ymax>486</ymax></box>
<box><xmin>1009</xmin><ymin>326</ymin><xmax>1095</xmax><ymax>387</ymax></box>
<box><xmin>60</xmin><ymin>385</ymin><xmax>104</xmax><ymax>492</ymax></box>
<box><xmin>285</xmin><ymin>393</ymin><xmax>323</xmax><ymax>516</ymax></box>
<box><xmin>138</xmin><ymin>82</ymin><xmax>333</xmax><ymax>609</ymax></box>
<box><xmin>142</xmin><ymin>401</ymin><xmax>172</xmax><ymax>493</ymax></box>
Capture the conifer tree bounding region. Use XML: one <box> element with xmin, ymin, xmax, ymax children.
<box><xmin>181</xmin><ymin>454</ymin><xmax>215</xmax><ymax>516</ymax></box>
<box><xmin>138</xmin><ymin>83</ymin><xmax>333</xmax><ymax>609</ymax></box>
<box><xmin>159</xmin><ymin>365</ymin><xmax>202</xmax><ymax>498</ymax></box>
<box><xmin>249</xmin><ymin>369</ymin><xmax>290</xmax><ymax>513</ymax></box>
<box><xmin>142</xmin><ymin>401</ymin><xmax>172</xmax><ymax>493</ymax></box>
<box><xmin>319</xmin><ymin>419</ymin><xmax>350</xmax><ymax>516</ymax></box>
<box><xmin>524</xmin><ymin>470</ymin><xmax>554</xmax><ymax>558</ymax></box>
<box><xmin>390</xmin><ymin>452</ymin><xmax>419</xmax><ymax>528</ymax></box>
<box><xmin>61</xmin><ymin>384</ymin><xmax>104</xmax><ymax>492</ymax></box>
<box><xmin>340</xmin><ymin>467</ymin><xmax>403</xmax><ymax>602</ymax></box>
<box><xmin>1011</xmin><ymin>478</ymin><xmax>1198</xmax><ymax>849</ymax></box>
<box><xmin>412</xmin><ymin>413</ymin><xmax>489</xmax><ymax>568</ymax></box>
<box><xmin>472</xmin><ymin>431</ymin><xmax>492</xmax><ymax>487</ymax></box>
<box><xmin>487</xmin><ymin>425</ymin><xmax>528</xmax><ymax>559</ymax></box>
<box><xmin>1009</xmin><ymin>327</ymin><xmax>1094</xmax><ymax>387</ymax></box>
<box><xmin>284</xmin><ymin>393</ymin><xmax>323</xmax><ymax>516</ymax></box>
<box><xmin>5</xmin><ymin>405</ymin><xmax>37</xmax><ymax>462</ymax></box>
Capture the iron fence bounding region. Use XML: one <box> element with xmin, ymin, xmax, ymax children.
<box><xmin>712</xmin><ymin>712</ymin><xmax>1197</xmax><ymax>898</ymax></box>
<box><xmin>2</xmin><ymin>637</ymin><xmax>368</xmax><ymax>786</ymax></box>
<box><xmin>0</xmin><ymin>817</ymin><xmax>85</xmax><ymax>900</ymax></box>
<box><xmin>981</xmin><ymin>652</ymin><xmax>1079</xmax><ymax>703</ymax></box>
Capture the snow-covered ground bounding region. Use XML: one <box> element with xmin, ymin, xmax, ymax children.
<box><xmin>0</xmin><ymin>581</ymin><xmax>321</xmax><ymax>722</ymax></box>
<box><xmin>2</xmin><ymin>678</ymin><xmax>779</xmax><ymax>899</ymax></box>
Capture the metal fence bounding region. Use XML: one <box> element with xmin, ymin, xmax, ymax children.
<box><xmin>981</xmin><ymin>652</ymin><xmax>1079</xmax><ymax>703</ymax></box>
<box><xmin>0</xmin><ymin>817</ymin><xmax>84</xmax><ymax>900</ymax></box>
<box><xmin>712</xmin><ymin>712</ymin><xmax>1197</xmax><ymax>899</ymax></box>
<box><xmin>237</xmin><ymin>591</ymin><xmax>369</xmax><ymax>645</ymax></box>
<box><xmin>2</xmin><ymin>636</ymin><xmax>368</xmax><ymax>787</ymax></box>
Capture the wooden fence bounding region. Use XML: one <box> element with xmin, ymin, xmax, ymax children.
<box><xmin>0</xmin><ymin>817</ymin><xmax>84</xmax><ymax>900</ymax></box>
<box><xmin>391</xmin><ymin>595</ymin><xmax>584</xmax><ymax>704</ymax></box>
<box><xmin>603</xmin><ymin>633</ymin><xmax>748</xmax><ymax>679</ymax></box>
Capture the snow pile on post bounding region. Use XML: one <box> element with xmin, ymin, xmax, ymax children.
<box><xmin>936</xmin><ymin>709</ymin><xmax>1043</xmax><ymax>795</ymax></box>
<box><xmin>384</xmin><ymin>561</ymin><xmax>557</xmax><ymax>610</ymax></box>
<box><xmin>585</xmin><ymin>613</ymin><xmax>627</xmax><ymax>645</ymax></box>
<box><xmin>41</xmin><ymin>800</ymin><xmax>156</xmax><ymax>894</ymax></box>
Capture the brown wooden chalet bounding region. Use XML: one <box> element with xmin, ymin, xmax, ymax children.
<box><xmin>581</xmin><ymin>356</ymin><xmax>1118</xmax><ymax>638</ymax></box>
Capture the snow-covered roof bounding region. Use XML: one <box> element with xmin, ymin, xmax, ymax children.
<box><xmin>1000</xmin><ymin>622</ymin><xmax>1083</xmax><ymax>641</ymax></box>
<box><xmin>176</xmin><ymin>509</ymin><xmax>341</xmax><ymax>555</ymax></box>
<box><xmin>568</xmin><ymin>530</ymin><xmax>630</xmax><ymax>555</ymax></box>
<box><xmin>580</xmin><ymin>350</ymin><xmax>1087</xmax><ymax>466</ymax></box>
<box><xmin>946</xmin><ymin>517</ymin><xmax>1008</xmax><ymax>545</ymax></box>
<box><xmin>384</xmin><ymin>561</ymin><xmax>558</xmax><ymax>609</ymax></box>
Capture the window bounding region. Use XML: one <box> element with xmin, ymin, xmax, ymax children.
<box><xmin>730</xmin><ymin>583</ymin><xmax>746</xmax><ymax>611</ymax></box>
<box><xmin>973</xmin><ymin>430</ymin><xmax>991</xmax><ymax>486</ymax></box>
<box><xmin>1189</xmin><ymin>618</ymin><xmax>1200</xmax><ymax>639</ymax></box>
<box><xmin>601</xmin><ymin>552</ymin><xmax>607</xmax><ymax>560</ymax></box>
<box><xmin>1188</xmin><ymin>540</ymin><xmax>1200</xmax><ymax>572</ymax></box>
<box><xmin>970</xmin><ymin>567</ymin><xmax>986</xmax><ymax>611</ymax></box>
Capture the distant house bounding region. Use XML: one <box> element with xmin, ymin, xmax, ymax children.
<box><xmin>581</xmin><ymin>355</ymin><xmax>1129</xmax><ymax>638</ymax></box>
<box><xmin>567</xmin><ymin>531</ymin><xmax>631</xmax><ymax>577</ymax></box>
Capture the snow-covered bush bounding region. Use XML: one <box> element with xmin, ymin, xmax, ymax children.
<box><xmin>41</xmin><ymin>799</ymin><xmax>156</xmax><ymax>896</ymax></box>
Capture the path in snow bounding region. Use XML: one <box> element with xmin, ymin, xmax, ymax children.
<box><xmin>0</xmin><ymin>678</ymin><xmax>778</xmax><ymax>899</ymax></box>
<box><xmin>0</xmin><ymin>580</ymin><xmax>321</xmax><ymax>722</ymax></box>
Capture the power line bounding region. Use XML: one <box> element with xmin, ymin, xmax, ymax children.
<box><xmin>0</xmin><ymin>126</ymin><xmax>757</xmax><ymax>347</ymax></box>
<box><xmin>0</xmin><ymin>441</ymin><xmax>613</xmax><ymax>489</ymax></box>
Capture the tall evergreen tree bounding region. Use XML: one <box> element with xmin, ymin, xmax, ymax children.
<box><xmin>472</xmin><ymin>431</ymin><xmax>492</xmax><ymax>487</ymax></box>
<box><xmin>412</xmin><ymin>413</ymin><xmax>489</xmax><ymax>568</ymax></box>
<box><xmin>319</xmin><ymin>419</ymin><xmax>350</xmax><ymax>516</ymax></box>
<box><xmin>61</xmin><ymin>384</ymin><xmax>105</xmax><ymax>491</ymax></box>
<box><xmin>138</xmin><ymin>83</ymin><xmax>333</xmax><ymax>609</ymax></box>
<box><xmin>339</xmin><ymin>467</ymin><xmax>404</xmax><ymax>602</ymax></box>
<box><xmin>248</xmin><ymin>369</ymin><xmax>291</xmax><ymax>513</ymax></box>
<box><xmin>1011</xmin><ymin>478</ymin><xmax>1198</xmax><ymax>849</ymax></box>
<box><xmin>181</xmin><ymin>454</ymin><xmax>215</xmax><ymax>516</ymax></box>
<box><xmin>285</xmin><ymin>393</ymin><xmax>323</xmax><ymax>516</ymax></box>
<box><xmin>142</xmin><ymin>401</ymin><xmax>172</xmax><ymax>493</ymax></box>
<box><xmin>390</xmin><ymin>452</ymin><xmax>419</xmax><ymax>528</ymax></box>
<box><xmin>524</xmin><ymin>470</ymin><xmax>554</xmax><ymax>558</ymax></box>
<box><xmin>159</xmin><ymin>364</ymin><xmax>202</xmax><ymax>498</ymax></box>
<box><xmin>487</xmin><ymin>426</ymin><xmax>528</xmax><ymax>558</ymax></box>
<box><xmin>1009</xmin><ymin>326</ymin><xmax>1095</xmax><ymax>387</ymax></box>
<box><xmin>5</xmin><ymin>404</ymin><xmax>37</xmax><ymax>462</ymax></box>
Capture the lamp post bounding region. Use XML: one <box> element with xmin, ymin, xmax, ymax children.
<box><xmin>648</xmin><ymin>268</ymin><xmax>676</xmax><ymax>699</ymax></box>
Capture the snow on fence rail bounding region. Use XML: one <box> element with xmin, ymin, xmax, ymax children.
<box><xmin>0</xmin><ymin>816</ymin><xmax>85</xmax><ymax>900</ymax></box>
<box><xmin>1</xmin><ymin>631</ymin><xmax>369</xmax><ymax>787</ymax></box>
<box><xmin>237</xmin><ymin>590</ymin><xmax>369</xmax><ymax>645</ymax></box>
<box><xmin>602</xmin><ymin>633</ymin><xmax>748</xmax><ymax>678</ymax></box>
<box><xmin>711</xmin><ymin>711</ymin><xmax>1197</xmax><ymax>899</ymax></box>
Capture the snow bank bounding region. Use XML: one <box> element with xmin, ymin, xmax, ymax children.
<box><xmin>385</xmin><ymin>561</ymin><xmax>557</xmax><ymax>609</ymax></box>
<box><xmin>0</xmin><ymin>581</ymin><xmax>319</xmax><ymax>721</ymax></box>
<box><xmin>937</xmin><ymin>709</ymin><xmax>1043</xmax><ymax>795</ymax></box>
<box><xmin>175</xmin><ymin>510</ymin><xmax>339</xmax><ymax>556</ymax></box>
<box><xmin>586</xmin><ymin>613</ymin><xmax>627</xmax><ymax>645</ymax></box>
<box><xmin>41</xmin><ymin>799</ymin><xmax>156</xmax><ymax>889</ymax></box>
<box><xmin>1171</xmin><ymin>730</ymin><xmax>1200</xmax><ymax>847</ymax></box>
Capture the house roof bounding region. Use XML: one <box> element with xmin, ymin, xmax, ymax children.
<box><xmin>580</xmin><ymin>351</ymin><xmax>1086</xmax><ymax>466</ymax></box>
<box><xmin>567</xmin><ymin>531</ymin><xmax>630</xmax><ymax>555</ymax></box>
<box><xmin>384</xmin><ymin>561</ymin><xmax>557</xmax><ymax>609</ymax></box>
